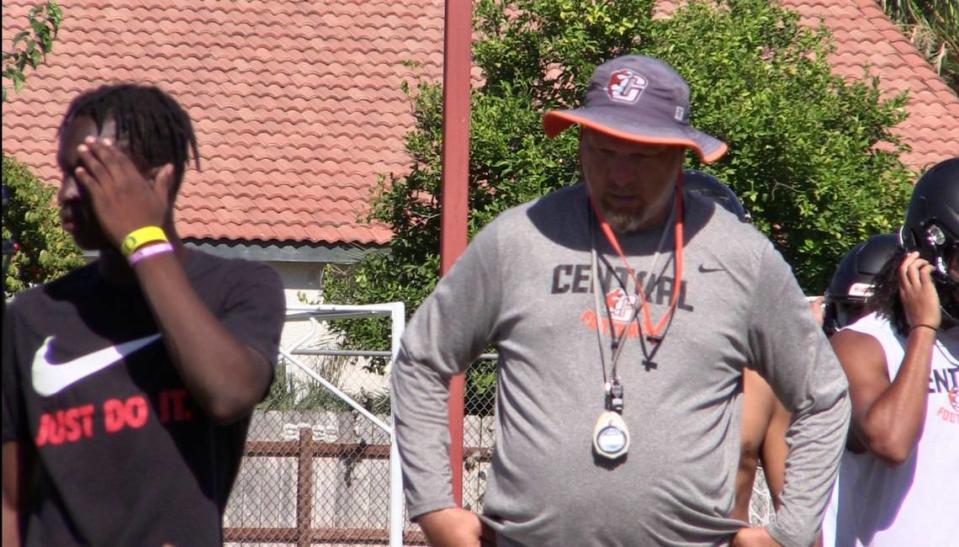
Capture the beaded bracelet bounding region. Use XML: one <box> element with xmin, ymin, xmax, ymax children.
<box><xmin>121</xmin><ymin>226</ymin><xmax>168</xmax><ymax>256</ymax></box>
<box><xmin>128</xmin><ymin>241</ymin><xmax>174</xmax><ymax>266</ymax></box>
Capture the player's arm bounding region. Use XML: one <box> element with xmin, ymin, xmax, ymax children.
<box><xmin>2</xmin><ymin>441</ymin><xmax>32</xmax><ymax>547</ymax></box>
<box><xmin>759</xmin><ymin>398</ymin><xmax>790</xmax><ymax>509</ymax></box>
<box><xmin>3</xmin><ymin>304</ymin><xmax>32</xmax><ymax>547</ymax></box>
<box><xmin>2</xmin><ymin>442</ymin><xmax>20</xmax><ymax>546</ymax></box>
<box><xmin>830</xmin><ymin>252</ymin><xmax>938</xmax><ymax>465</ymax></box>
<box><xmin>829</xmin><ymin>330</ymin><xmax>929</xmax><ymax>465</ymax></box>
<box><xmin>128</xmin><ymin>252</ymin><xmax>279</xmax><ymax>423</ymax></box>
<box><xmin>735</xmin><ymin>369</ymin><xmax>774</xmax><ymax>522</ymax></box>
<box><xmin>74</xmin><ymin>138</ymin><xmax>283</xmax><ymax>424</ymax></box>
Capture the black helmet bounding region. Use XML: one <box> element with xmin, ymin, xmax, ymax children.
<box><xmin>900</xmin><ymin>157</ymin><xmax>959</xmax><ymax>323</ymax></box>
<box><xmin>682</xmin><ymin>170</ymin><xmax>750</xmax><ymax>222</ymax></box>
<box><xmin>823</xmin><ymin>233</ymin><xmax>900</xmax><ymax>334</ymax></box>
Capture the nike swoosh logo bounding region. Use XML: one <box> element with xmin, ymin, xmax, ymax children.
<box><xmin>32</xmin><ymin>334</ymin><xmax>162</xmax><ymax>396</ymax></box>
<box><xmin>698</xmin><ymin>264</ymin><xmax>726</xmax><ymax>273</ymax></box>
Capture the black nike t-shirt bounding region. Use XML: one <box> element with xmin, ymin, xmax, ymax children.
<box><xmin>1</xmin><ymin>250</ymin><xmax>285</xmax><ymax>546</ymax></box>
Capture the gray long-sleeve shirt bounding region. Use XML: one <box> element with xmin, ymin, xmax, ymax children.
<box><xmin>391</xmin><ymin>184</ymin><xmax>850</xmax><ymax>547</ymax></box>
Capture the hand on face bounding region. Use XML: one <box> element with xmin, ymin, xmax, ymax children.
<box><xmin>899</xmin><ymin>251</ymin><xmax>941</xmax><ymax>330</ymax></box>
<box><xmin>73</xmin><ymin>136</ymin><xmax>175</xmax><ymax>250</ymax></box>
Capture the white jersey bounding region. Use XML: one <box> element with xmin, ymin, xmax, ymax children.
<box><xmin>822</xmin><ymin>312</ymin><xmax>959</xmax><ymax>547</ymax></box>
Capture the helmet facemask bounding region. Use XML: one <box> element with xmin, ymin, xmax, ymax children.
<box><xmin>900</xmin><ymin>157</ymin><xmax>959</xmax><ymax>326</ymax></box>
<box><xmin>915</xmin><ymin>222</ymin><xmax>959</xmax><ymax>324</ymax></box>
<box><xmin>936</xmin><ymin>242</ymin><xmax>959</xmax><ymax>324</ymax></box>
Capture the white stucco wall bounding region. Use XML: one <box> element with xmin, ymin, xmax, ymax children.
<box><xmin>267</xmin><ymin>261</ymin><xmax>390</xmax><ymax>398</ymax></box>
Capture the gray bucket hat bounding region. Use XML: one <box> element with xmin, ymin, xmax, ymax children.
<box><xmin>543</xmin><ymin>55</ymin><xmax>727</xmax><ymax>163</ymax></box>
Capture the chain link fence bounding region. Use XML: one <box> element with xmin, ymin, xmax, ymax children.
<box><xmin>461</xmin><ymin>358</ymin><xmax>496</xmax><ymax>515</ymax></box>
<box><xmin>749</xmin><ymin>469</ymin><xmax>776</xmax><ymax>526</ymax></box>
<box><xmin>223</xmin><ymin>306</ymin><xmax>415</xmax><ymax>546</ymax></box>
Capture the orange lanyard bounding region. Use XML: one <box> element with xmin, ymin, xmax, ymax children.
<box><xmin>590</xmin><ymin>174</ymin><xmax>685</xmax><ymax>341</ymax></box>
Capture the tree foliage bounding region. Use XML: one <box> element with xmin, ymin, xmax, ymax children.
<box><xmin>2</xmin><ymin>2</ymin><xmax>78</xmax><ymax>298</ymax></box>
<box><xmin>3</xmin><ymin>153</ymin><xmax>84</xmax><ymax>297</ymax></box>
<box><xmin>879</xmin><ymin>0</ymin><xmax>959</xmax><ymax>93</ymax></box>
<box><xmin>2</xmin><ymin>0</ymin><xmax>63</xmax><ymax>103</ymax></box>
<box><xmin>325</xmin><ymin>0</ymin><xmax>913</xmax><ymax>379</ymax></box>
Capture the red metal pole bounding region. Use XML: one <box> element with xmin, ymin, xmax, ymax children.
<box><xmin>441</xmin><ymin>0</ymin><xmax>471</xmax><ymax>507</ymax></box>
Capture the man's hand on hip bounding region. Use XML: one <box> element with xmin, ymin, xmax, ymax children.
<box><xmin>732</xmin><ymin>527</ymin><xmax>781</xmax><ymax>547</ymax></box>
<box><xmin>417</xmin><ymin>507</ymin><xmax>482</xmax><ymax>547</ymax></box>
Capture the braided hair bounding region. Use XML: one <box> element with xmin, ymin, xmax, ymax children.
<box><xmin>59</xmin><ymin>83</ymin><xmax>200</xmax><ymax>196</ymax></box>
<box><xmin>868</xmin><ymin>247</ymin><xmax>909</xmax><ymax>336</ymax></box>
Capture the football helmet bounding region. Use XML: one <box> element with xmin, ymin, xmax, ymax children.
<box><xmin>900</xmin><ymin>157</ymin><xmax>959</xmax><ymax>323</ymax></box>
<box><xmin>683</xmin><ymin>170</ymin><xmax>750</xmax><ymax>223</ymax></box>
<box><xmin>823</xmin><ymin>233</ymin><xmax>899</xmax><ymax>334</ymax></box>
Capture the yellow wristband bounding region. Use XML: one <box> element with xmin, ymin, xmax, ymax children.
<box><xmin>121</xmin><ymin>226</ymin><xmax>168</xmax><ymax>256</ymax></box>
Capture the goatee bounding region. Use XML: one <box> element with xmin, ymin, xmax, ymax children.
<box><xmin>603</xmin><ymin>209</ymin><xmax>644</xmax><ymax>234</ymax></box>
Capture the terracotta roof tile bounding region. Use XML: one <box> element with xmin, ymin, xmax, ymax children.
<box><xmin>4</xmin><ymin>1</ymin><xmax>957</xmax><ymax>248</ymax></box>
<box><xmin>2</xmin><ymin>0</ymin><xmax>444</xmax><ymax>246</ymax></box>
<box><xmin>783</xmin><ymin>0</ymin><xmax>959</xmax><ymax>170</ymax></box>
<box><xmin>659</xmin><ymin>0</ymin><xmax>959</xmax><ymax>172</ymax></box>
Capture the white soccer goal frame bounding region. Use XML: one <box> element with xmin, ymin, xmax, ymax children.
<box><xmin>280</xmin><ymin>303</ymin><xmax>406</xmax><ymax>547</ymax></box>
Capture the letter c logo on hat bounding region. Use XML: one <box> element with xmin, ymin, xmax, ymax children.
<box><xmin>607</xmin><ymin>69</ymin><xmax>647</xmax><ymax>104</ymax></box>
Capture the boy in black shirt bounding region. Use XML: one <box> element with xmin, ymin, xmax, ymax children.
<box><xmin>2</xmin><ymin>84</ymin><xmax>285</xmax><ymax>546</ymax></box>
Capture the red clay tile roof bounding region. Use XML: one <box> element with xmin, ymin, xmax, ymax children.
<box><xmin>3</xmin><ymin>1</ymin><xmax>957</xmax><ymax>247</ymax></box>
<box><xmin>2</xmin><ymin>0</ymin><xmax>444</xmax><ymax>246</ymax></box>
<box><xmin>656</xmin><ymin>0</ymin><xmax>959</xmax><ymax>171</ymax></box>
<box><xmin>778</xmin><ymin>0</ymin><xmax>959</xmax><ymax>171</ymax></box>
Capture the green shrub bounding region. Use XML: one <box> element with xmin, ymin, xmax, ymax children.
<box><xmin>3</xmin><ymin>152</ymin><xmax>84</xmax><ymax>296</ymax></box>
<box><xmin>258</xmin><ymin>364</ymin><xmax>353</xmax><ymax>412</ymax></box>
<box><xmin>646</xmin><ymin>0</ymin><xmax>912</xmax><ymax>287</ymax></box>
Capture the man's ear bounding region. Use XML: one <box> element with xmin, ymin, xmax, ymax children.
<box><xmin>152</xmin><ymin>164</ymin><xmax>175</xmax><ymax>197</ymax></box>
<box><xmin>144</xmin><ymin>165</ymin><xmax>161</xmax><ymax>188</ymax></box>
